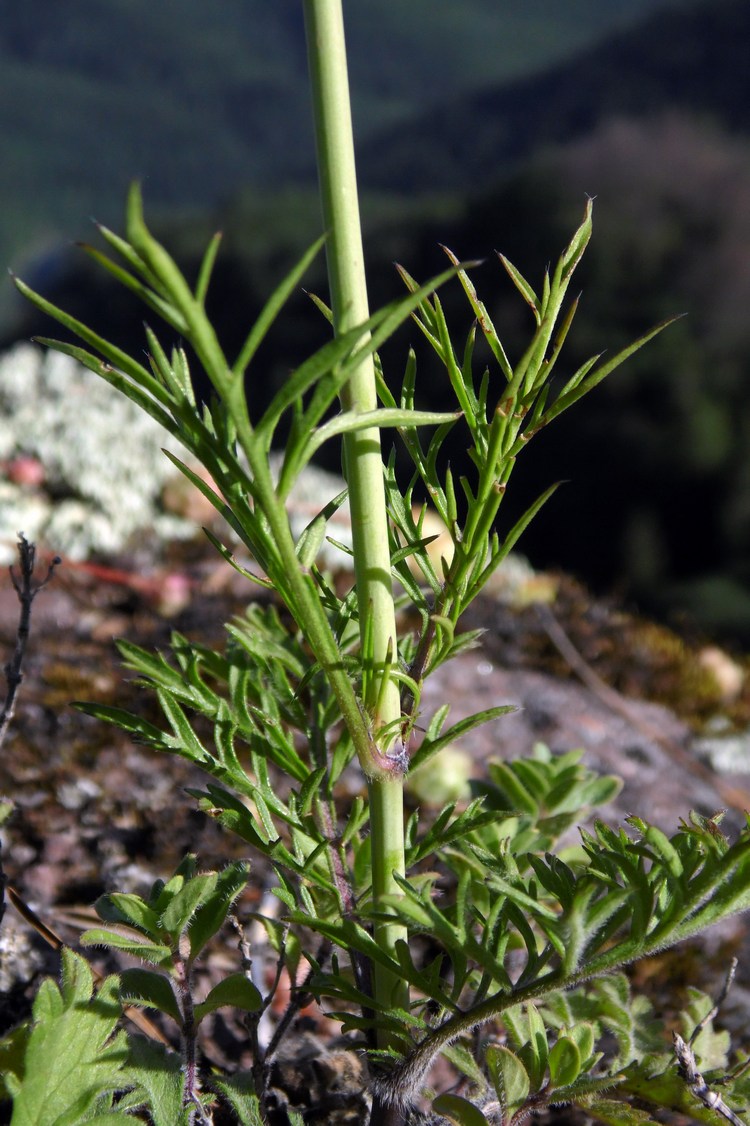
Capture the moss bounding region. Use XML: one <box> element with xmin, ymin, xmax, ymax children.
<box><xmin>469</xmin><ymin>571</ymin><xmax>750</xmax><ymax>734</ymax></box>
<box><xmin>538</xmin><ymin>573</ymin><xmax>747</xmax><ymax>729</ymax></box>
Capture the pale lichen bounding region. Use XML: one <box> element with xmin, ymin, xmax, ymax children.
<box><xmin>0</xmin><ymin>343</ymin><xmax>542</xmax><ymax>590</ymax></box>
<box><xmin>0</xmin><ymin>343</ymin><xmax>194</xmax><ymax>562</ymax></box>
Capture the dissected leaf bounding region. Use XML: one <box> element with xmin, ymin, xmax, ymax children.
<box><xmin>9</xmin><ymin>950</ymin><xmax>130</xmax><ymax>1126</ymax></box>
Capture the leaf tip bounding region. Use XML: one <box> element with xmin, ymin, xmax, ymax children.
<box><xmin>439</xmin><ymin>244</ymin><xmax>460</xmax><ymax>266</ymax></box>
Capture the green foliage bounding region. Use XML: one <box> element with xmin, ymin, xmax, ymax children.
<box><xmin>6</xmin><ymin>10</ymin><xmax>750</xmax><ymax>1124</ymax></box>
<box><xmin>120</xmin><ymin>1037</ymin><xmax>188</xmax><ymax>1126</ymax></box>
<box><xmin>470</xmin><ymin>743</ymin><xmax>622</xmax><ymax>855</ymax></box>
<box><xmin>434</xmin><ymin>116</ymin><xmax>750</xmax><ymax>634</ymax></box>
<box><xmin>377</xmin><ymin>201</ymin><xmax>676</xmax><ymax>706</ymax></box>
<box><xmin>325</xmin><ymin>805</ymin><xmax>750</xmax><ymax>1109</ymax></box>
<box><xmin>3</xmin><ymin>949</ymin><xmax>131</xmax><ymax>1125</ymax></box>
<box><xmin>82</xmin><ymin>855</ymin><xmax>258</xmax><ymax>1020</ymax></box>
<box><xmin>0</xmin><ymin>863</ymin><xmax>258</xmax><ymax>1123</ymax></box>
<box><xmin>11</xmin><ymin>176</ymin><xmax>750</xmax><ymax>1123</ymax></box>
<box><xmin>429</xmin><ymin>972</ymin><xmax>750</xmax><ymax>1125</ymax></box>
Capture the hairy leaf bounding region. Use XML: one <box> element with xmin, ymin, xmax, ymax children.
<box><xmin>8</xmin><ymin>950</ymin><xmax>130</xmax><ymax>1125</ymax></box>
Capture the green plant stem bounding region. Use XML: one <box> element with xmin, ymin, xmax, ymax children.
<box><xmin>303</xmin><ymin>0</ymin><xmax>408</xmax><ymax>1051</ymax></box>
<box><xmin>302</xmin><ymin>0</ymin><xmax>400</xmax><ymax>727</ymax></box>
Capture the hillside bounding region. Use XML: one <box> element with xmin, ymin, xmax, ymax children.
<box><xmin>4</xmin><ymin>0</ymin><xmax>750</xmax><ymax>637</ymax></box>
<box><xmin>0</xmin><ymin>0</ymin><xmax>688</xmax><ymax>281</ymax></box>
<box><xmin>355</xmin><ymin>0</ymin><xmax>750</xmax><ymax>192</ymax></box>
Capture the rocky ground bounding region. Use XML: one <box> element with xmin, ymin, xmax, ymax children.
<box><xmin>2</xmin><ymin>529</ymin><xmax>750</xmax><ymax>1123</ymax></box>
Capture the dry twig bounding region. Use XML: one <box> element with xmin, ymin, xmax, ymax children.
<box><xmin>672</xmin><ymin>957</ymin><xmax>746</xmax><ymax>1125</ymax></box>
<box><xmin>1</xmin><ymin>535</ymin><xmax>60</xmax><ymax>934</ymax></box>
<box><xmin>0</xmin><ymin>532</ymin><xmax>60</xmax><ymax>751</ymax></box>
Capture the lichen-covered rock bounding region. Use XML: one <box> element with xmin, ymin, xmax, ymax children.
<box><xmin>0</xmin><ymin>344</ymin><xmax>550</xmax><ymax>590</ymax></box>
<box><xmin>0</xmin><ymin>343</ymin><xmax>194</xmax><ymax>562</ymax></box>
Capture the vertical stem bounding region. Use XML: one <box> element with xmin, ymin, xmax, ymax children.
<box><xmin>174</xmin><ymin>942</ymin><xmax>206</xmax><ymax>1124</ymax></box>
<box><xmin>302</xmin><ymin>0</ymin><xmax>400</xmax><ymax>725</ymax></box>
<box><xmin>303</xmin><ymin>0</ymin><xmax>408</xmax><ymax>1047</ymax></box>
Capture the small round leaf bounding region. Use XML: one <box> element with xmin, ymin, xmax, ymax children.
<box><xmin>119</xmin><ymin>969</ymin><xmax>181</xmax><ymax>1023</ymax></box>
<box><xmin>431</xmin><ymin>1093</ymin><xmax>490</xmax><ymax>1125</ymax></box>
<box><xmin>193</xmin><ymin>973</ymin><xmax>262</xmax><ymax>1025</ymax></box>
<box><xmin>548</xmin><ymin>1036</ymin><xmax>582</xmax><ymax>1088</ymax></box>
<box><xmin>486</xmin><ymin>1044</ymin><xmax>531</xmax><ymax>1113</ymax></box>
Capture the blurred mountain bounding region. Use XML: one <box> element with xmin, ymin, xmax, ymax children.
<box><xmin>355</xmin><ymin>0</ymin><xmax>750</xmax><ymax>191</ymax></box>
<box><xmin>4</xmin><ymin>0</ymin><xmax>750</xmax><ymax>638</ymax></box>
<box><xmin>0</xmin><ymin>0</ymin><xmax>689</xmax><ymax>279</ymax></box>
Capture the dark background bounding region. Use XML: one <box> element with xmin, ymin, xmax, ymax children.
<box><xmin>3</xmin><ymin>0</ymin><xmax>750</xmax><ymax>639</ymax></box>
